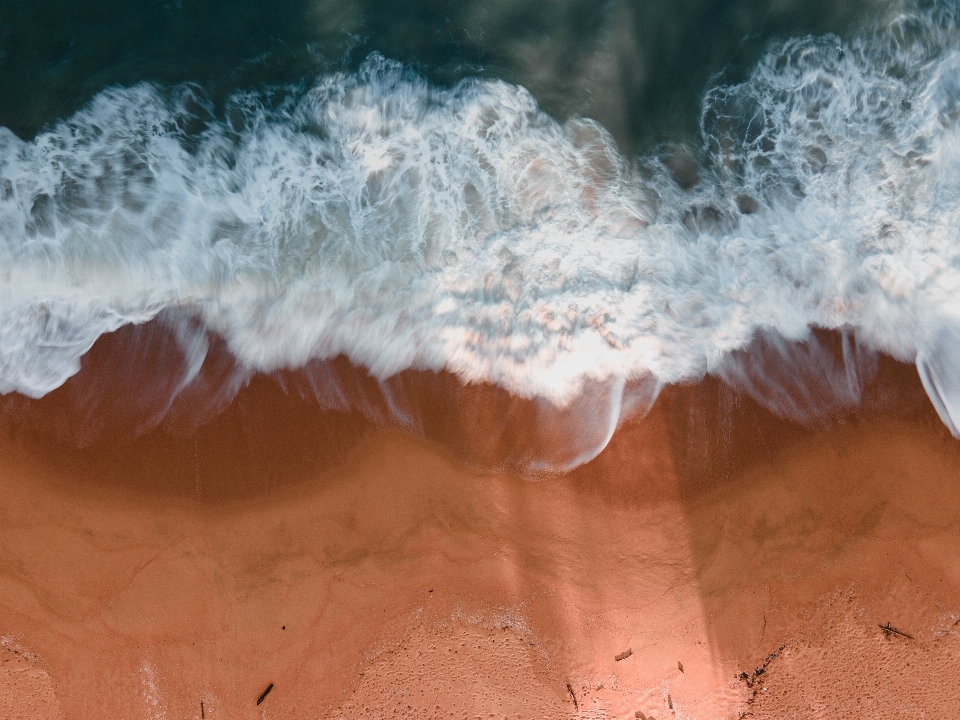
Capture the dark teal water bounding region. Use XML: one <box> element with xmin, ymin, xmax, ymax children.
<box><xmin>0</xmin><ymin>0</ymin><xmax>889</xmax><ymax>152</ymax></box>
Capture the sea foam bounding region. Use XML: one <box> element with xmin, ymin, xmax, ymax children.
<box><xmin>3</xmin><ymin>7</ymin><xmax>960</xmax><ymax>468</ymax></box>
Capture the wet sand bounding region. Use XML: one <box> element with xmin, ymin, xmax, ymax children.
<box><xmin>1</xmin><ymin>342</ymin><xmax>960</xmax><ymax>719</ymax></box>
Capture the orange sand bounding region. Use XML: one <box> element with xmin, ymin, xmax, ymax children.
<box><xmin>1</xmin><ymin>342</ymin><xmax>959</xmax><ymax>719</ymax></box>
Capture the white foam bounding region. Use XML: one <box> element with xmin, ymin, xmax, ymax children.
<box><xmin>4</xmin><ymin>8</ymin><xmax>960</xmax><ymax>448</ymax></box>
<box><xmin>917</xmin><ymin>322</ymin><xmax>960</xmax><ymax>435</ymax></box>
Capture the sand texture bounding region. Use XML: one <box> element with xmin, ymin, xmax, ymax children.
<box><xmin>1</xmin><ymin>344</ymin><xmax>959</xmax><ymax>719</ymax></box>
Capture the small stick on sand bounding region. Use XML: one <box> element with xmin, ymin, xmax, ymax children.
<box><xmin>615</xmin><ymin>647</ymin><xmax>633</xmax><ymax>661</ymax></box>
<box><xmin>668</xmin><ymin>694</ymin><xmax>673</xmax><ymax>710</ymax></box>
<box><xmin>256</xmin><ymin>683</ymin><xmax>274</xmax><ymax>706</ymax></box>
<box><xmin>678</xmin><ymin>661</ymin><xmax>684</xmax><ymax>673</ymax></box>
<box><xmin>566</xmin><ymin>682</ymin><xmax>579</xmax><ymax>711</ymax></box>
<box><xmin>201</xmin><ymin>701</ymin><xmax>205</xmax><ymax>719</ymax></box>
<box><xmin>879</xmin><ymin>622</ymin><xmax>914</xmax><ymax>640</ymax></box>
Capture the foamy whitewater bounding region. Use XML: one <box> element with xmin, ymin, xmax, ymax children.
<box><xmin>4</xmin><ymin>6</ymin><xmax>960</xmax><ymax>465</ymax></box>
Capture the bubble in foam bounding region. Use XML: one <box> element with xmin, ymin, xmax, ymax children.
<box><xmin>3</xmin><ymin>6</ymin><xmax>960</xmax><ymax>464</ymax></box>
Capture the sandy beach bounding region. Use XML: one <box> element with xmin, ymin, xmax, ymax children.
<box><xmin>6</xmin><ymin>3</ymin><xmax>960</xmax><ymax>718</ymax></box>
<box><xmin>1</xmin><ymin>330</ymin><xmax>959</xmax><ymax>720</ymax></box>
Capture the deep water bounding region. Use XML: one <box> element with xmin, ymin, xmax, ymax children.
<box><xmin>1</xmin><ymin>0</ymin><xmax>891</xmax><ymax>152</ymax></box>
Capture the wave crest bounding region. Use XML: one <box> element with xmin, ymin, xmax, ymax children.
<box><xmin>4</xmin><ymin>7</ymin><xmax>960</xmax><ymax>461</ymax></box>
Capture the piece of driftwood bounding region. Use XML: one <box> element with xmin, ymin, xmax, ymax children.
<box><xmin>615</xmin><ymin>647</ymin><xmax>633</xmax><ymax>661</ymax></box>
<box><xmin>256</xmin><ymin>683</ymin><xmax>274</xmax><ymax>705</ymax></box>
<box><xmin>879</xmin><ymin>622</ymin><xmax>914</xmax><ymax>640</ymax></box>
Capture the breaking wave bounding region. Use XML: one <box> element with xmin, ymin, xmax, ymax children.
<box><xmin>4</xmin><ymin>5</ymin><xmax>960</xmax><ymax>468</ymax></box>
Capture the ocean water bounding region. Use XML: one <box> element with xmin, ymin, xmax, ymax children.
<box><xmin>3</xmin><ymin>0</ymin><xmax>960</xmax><ymax>469</ymax></box>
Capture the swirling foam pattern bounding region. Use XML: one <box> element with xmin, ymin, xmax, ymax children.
<box><xmin>4</xmin><ymin>7</ymin><xmax>960</xmax><ymax>445</ymax></box>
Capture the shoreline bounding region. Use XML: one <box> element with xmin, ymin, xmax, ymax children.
<box><xmin>1</xmin><ymin>343</ymin><xmax>960</xmax><ymax>718</ymax></box>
